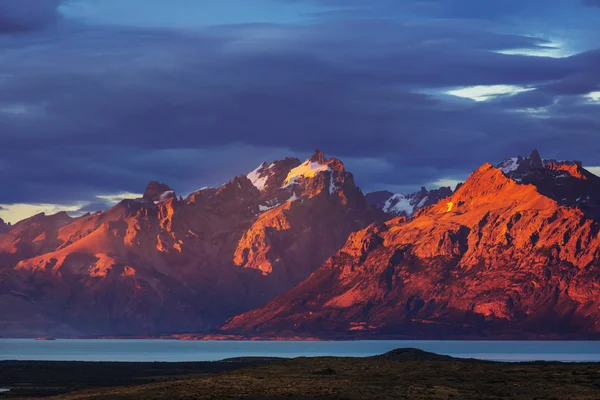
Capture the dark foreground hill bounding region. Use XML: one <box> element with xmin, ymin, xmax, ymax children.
<box><xmin>2</xmin><ymin>349</ymin><xmax>600</xmax><ymax>399</ymax></box>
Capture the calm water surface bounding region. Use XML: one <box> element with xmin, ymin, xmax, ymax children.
<box><xmin>1</xmin><ymin>340</ymin><xmax>599</xmax><ymax>362</ymax></box>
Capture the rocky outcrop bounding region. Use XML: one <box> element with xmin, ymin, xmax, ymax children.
<box><xmin>223</xmin><ymin>162</ymin><xmax>600</xmax><ymax>339</ymax></box>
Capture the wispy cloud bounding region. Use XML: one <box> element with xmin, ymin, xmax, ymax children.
<box><xmin>96</xmin><ymin>192</ymin><xmax>142</xmax><ymax>204</ymax></box>
<box><xmin>585</xmin><ymin>92</ymin><xmax>600</xmax><ymax>102</ymax></box>
<box><xmin>447</xmin><ymin>85</ymin><xmax>536</xmax><ymax>102</ymax></box>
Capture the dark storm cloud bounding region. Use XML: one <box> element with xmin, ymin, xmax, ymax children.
<box><xmin>0</xmin><ymin>0</ymin><xmax>63</xmax><ymax>33</ymax></box>
<box><xmin>1</xmin><ymin>1</ymin><xmax>600</xmax><ymax>214</ymax></box>
<box><xmin>0</xmin><ymin>21</ymin><xmax>573</xmax><ymax>152</ymax></box>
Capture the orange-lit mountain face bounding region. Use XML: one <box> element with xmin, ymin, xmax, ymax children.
<box><xmin>0</xmin><ymin>150</ymin><xmax>383</xmax><ymax>337</ymax></box>
<box><xmin>223</xmin><ymin>157</ymin><xmax>600</xmax><ymax>339</ymax></box>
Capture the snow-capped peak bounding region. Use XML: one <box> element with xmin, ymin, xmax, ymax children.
<box><xmin>247</xmin><ymin>162</ymin><xmax>275</xmax><ymax>191</ymax></box>
<box><xmin>282</xmin><ymin>160</ymin><xmax>331</xmax><ymax>187</ymax></box>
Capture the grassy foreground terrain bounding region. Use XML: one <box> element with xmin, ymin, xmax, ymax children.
<box><xmin>1</xmin><ymin>349</ymin><xmax>600</xmax><ymax>399</ymax></box>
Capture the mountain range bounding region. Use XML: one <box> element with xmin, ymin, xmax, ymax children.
<box><xmin>1</xmin><ymin>149</ymin><xmax>600</xmax><ymax>339</ymax></box>
<box><xmin>0</xmin><ymin>150</ymin><xmax>386</xmax><ymax>337</ymax></box>
<box><xmin>223</xmin><ymin>150</ymin><xmax>600</xmax><ymax>339</ymax></box>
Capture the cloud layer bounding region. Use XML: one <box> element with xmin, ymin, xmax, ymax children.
<box><xmin>0</xmin><ymin>0</ymin><xmax>599</xmax><ymax>223</ymax></box>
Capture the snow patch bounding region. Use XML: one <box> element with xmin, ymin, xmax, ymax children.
<box><xmin>498</xmin><ymin>158</ymin><xmax>519</xmax><ymax>174</ymax></box>
<box><xmin>283</xmin><ymin>160</ymin><xmax>331</xmax><ymax>187</ymax></box>
<box><xmin>288</xmin><ymin>193</ymin><xmax>300</xmax><ymax>202</ymax></box>
<box><xmin>247</xmin><ymin>162</ymin><xmax>274</xmax><ymax>191</ymax></box>
<box><xmin>259</xmin><ymin>204</ymin><xmax>277</xmax><ymax>212</ymax></box>
<box><xmin>329</xmin><ymin>174</ymin><xmax>339</xmax><ymax>194</ymax></box>
<box><xmin>154</xmin><ymin>190</ymin><xmax>175</xmax><ymax>204</ymax></box>
<box><xmin>416</xmin><ymin>196</ymin><xmax>429</xmax><ymax>209</ymax></box>
<box><xmin>383</xmin><ymin>194</ymin><xmax>416</xmax><ymax>216</ymax></box>
<box><xmin>258</xmin><ymin>196</ymin><xmax>283</xmax><ymax>213</ymax></box>
<box><xmin>258</xmin><ymin>192</ymin><xmax>301</xmax><ymax>213</ymax></box>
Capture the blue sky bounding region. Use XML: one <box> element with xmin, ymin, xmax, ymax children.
<box><xmin>0</xmin><ymin>0</ymin><xmax>600</xmax><ymax>223</ymax></box>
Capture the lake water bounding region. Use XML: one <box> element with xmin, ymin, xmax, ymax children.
<box><xmin>1</xmin><ymin>340</ymin><xmax>599</xmax><ymax>362</ymax></box>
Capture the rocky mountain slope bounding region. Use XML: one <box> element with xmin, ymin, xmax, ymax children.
<box><xmin>223</xmin><ymin>155</ymin><xmax>600</xmax><ymax>339</ymax></box>
<box><xmin>0</xmin><ymin>150</ymin><xmax>382</xmax><ymax>337</ymax></box>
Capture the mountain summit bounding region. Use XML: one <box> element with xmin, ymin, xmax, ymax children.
<box><xmin>235</xmin><ymin>151</ymin><xmax>384</xmax><ymax>283</ymax></box>
<box><xmin>308</xmin><ymin>148</ymin><xmax>327</xmax><ymax>164</ymax></box>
